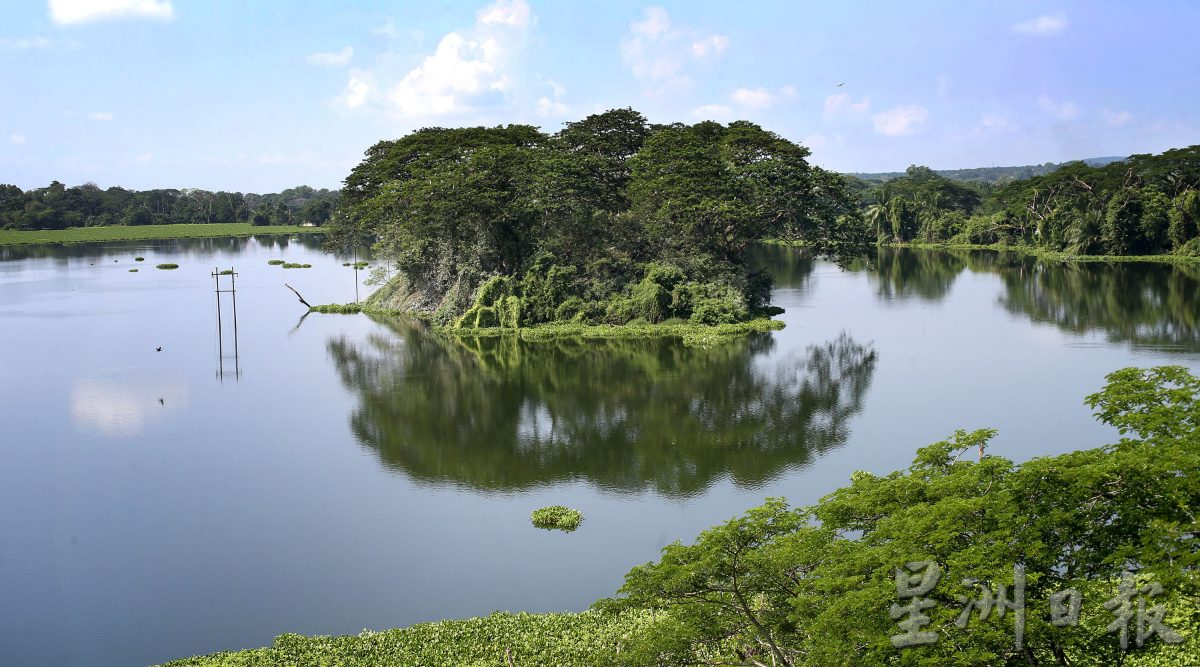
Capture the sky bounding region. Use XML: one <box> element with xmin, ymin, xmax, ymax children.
<box><xmin>1</xmin><ymin>0</ymin><xmax>1198</xmax><ymax>192</ymax></box>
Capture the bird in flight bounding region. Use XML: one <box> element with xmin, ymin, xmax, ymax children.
<box><xmin>156</xmin><ymin>346</ymin><xmax>163</xmax><ymax>352</ymax></box>
<box><xmin>837</xmin><ymin>82</ymin><xmax>845</xmax><ymax>87</ymax></box>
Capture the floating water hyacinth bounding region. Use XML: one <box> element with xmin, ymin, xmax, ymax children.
<box><xmin>531</xmin><ymin>506</ymin><xmax>583</xmax><ymax>532</ymax></box>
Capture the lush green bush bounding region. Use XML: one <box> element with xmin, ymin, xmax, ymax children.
<box><xmin>309</xmin><ymin>303</ymin><xmax>363</xmax><ymax>314</ymax></box>
<box><xmin>530</xmin><ymin>505</ymin><xmax>584</xmax><ymax>531</ymax></box>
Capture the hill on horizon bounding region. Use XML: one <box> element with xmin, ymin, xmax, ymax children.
<box><xmin>846</xmin><ymin>156</ymin><xmax>1126</xmax><ymax>184</ymax></box>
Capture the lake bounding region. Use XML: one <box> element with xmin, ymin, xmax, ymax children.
<box><xmin>1</xmin><ymin>238</ymin><xmax>1198</xmax><ymax>666</ymax></box>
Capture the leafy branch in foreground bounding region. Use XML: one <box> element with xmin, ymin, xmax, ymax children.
<box><xmin>603</xmin><ymin>366</ymin><xmax>1200</xmax><ymax>666</ymax></box>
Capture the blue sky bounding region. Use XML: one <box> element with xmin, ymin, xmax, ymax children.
<box><xmin>1</xmin><ymin>0</ymin><xmax>1197</xmax><ymax>192</ymax></box>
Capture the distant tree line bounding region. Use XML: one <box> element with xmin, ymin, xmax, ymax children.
<box><xmin>848</xmin><ymin>146</ymin><xmax>1200</xmax><ymax>256</ymax></box>
<box><xmin>848</xmin><ymin>156</ymin><xmax>1125</xmax><ymax>185</ymax></box>
<box><xmin>0</xmin><ymin>182</ymin><xmax>339</xmax><ymax>230</ymax></box>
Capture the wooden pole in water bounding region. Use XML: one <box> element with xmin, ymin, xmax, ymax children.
<box><xmin>230</xmin><ymin>267</ymin><xmax>240</xmax><ymax>366</ymax></box>
<box><xmin>213</xmin><ymin>267</ymin><xmax>223</xmax><ymax>363</ymax></box>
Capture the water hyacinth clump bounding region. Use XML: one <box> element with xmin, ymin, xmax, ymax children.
<box><xmin>267</xmin><ymin>259</ymin><xmax>285</xmax><ymax>265</ymax></box>
<box><xmin>156</xmin><ymin>263</ymin><xmax>179</xmax><ymax>270</ymax></box>
<box><xmin>134</xmin><ymin>256</ymin><xmax>145</xmax><ymax>261</ymax></box>
<box><xmin>530</xmin><ymin>506</ymin><xmax>583</xmax><ymax>532</ymax></box>
<box><xmin>128</xmin><ymin>268</ymin><xmax>138</xmax><ymax>272</ymax></box>
<box><xmin>282</xmin><ymin>262</ymin><xmax>312</xmax><ymax>269</ymax></box>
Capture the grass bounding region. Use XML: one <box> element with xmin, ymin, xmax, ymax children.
<box><xmin>0</xmin><ymin>223</ymin><xmax>316</xmax><ymax>246</ymax></box>
<box><xmin>531</xmin><ymin>505</ymin><xmax>584</xmax><ymax>531</ymax></box>
<box><xmin>156</xmin><ymin>263</ymin><xmax>180</xmax><ymax>270</ymax></box>
<box><xmin>266</xmin><ymin>259</ymin><xmax>285</xmax><ymax>265</ymax></box>
<box><xmin>309</xmin><ymin>303</ymin><xmax>363</xmax><ymax>314</ymax></box>
<box><xmin>156</xmin><ymin>610</ymin><xmax>661</xmax><ymax>667</ymax></box>
<box><xmin>281</xmin><ymin>262</ymin><xmax>312</xmax><ymax>269</ymax></box>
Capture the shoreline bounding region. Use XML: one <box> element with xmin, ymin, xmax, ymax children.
<box><xmin>308</xmin><ymin>302</ymin><xmax>786</xmax><ymax>347</ymax></box>
<box><xmin>764</xmin><ymin>238</ymin><xmax>1200</xmax><ymax>265</ymax></box>
<box><xmin>0</xmin><ymin>223</ymin><xmax>321</xmax><ymax>246</ymax></box>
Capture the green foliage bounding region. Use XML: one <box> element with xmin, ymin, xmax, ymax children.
<box><xmin>329</xmin><ymin>110</ymin><xmax>864</xmax><ymax>327</ymax></box>
<box><xmin>128</xmin><ymin>268</ymin><xmax>138</xmax><ymax>272</ymax></box>
<box><xmin>134</xmin><ymin>256</ymin><xmax>145</xmax><ymax>261</ymax></box>
<box><xmin>155</xmin><ymin>263</ymin><xmax>179</xmax><ymax>269</ymax></box>
<box><xmin>267</xmin><ymin>259</ymin><xmax>285</xmax><ymax>265</ymax></box>
<box><xmin>605</xmin><ymin>366</ymin><xmax>1200</xmax><ymax>666</ymax></box>
<box><xmin>156</xmin><ymin>610</ymin><xmax>661</xmax><ymax>667</ymax></box>
<box><xmin>0</xmin><ymin>180</ymin><xmax>337</xmax><ymax>232</ymax></box>
<box><xmin>309</xmin><ymin>303</ymin><xmax>363</xmax><ymax>314</ymax></box>
<box><xmin>281</xmin><ymin>262</ymin><xmax>312</xmax><ymax>269</ymax></box>
<box><xmin>218</xmin><ymin>269</ymin><xmax>233</xmax><ymax>275</ymax></box>
<box><xmin>530</xmin><ymin>505</ymin><xmax>584</xmax><ymax>531</ymax></box>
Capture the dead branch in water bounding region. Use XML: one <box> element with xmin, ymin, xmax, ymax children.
<box><xmin>284</xmin><ymin>283</ymin><xmax>312</xmax><ymax>309</ymax></box>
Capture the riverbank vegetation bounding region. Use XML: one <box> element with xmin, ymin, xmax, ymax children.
<box><xmin>849</xmin><ymin>145</ymin><xmax>1200</xmax><ymax>257</ymax></box>
<box><xmin>327</xmin><ymin>108</ymin><xmax>865</xmax><ymax>332</ymax></box>
<box><xmin>0</xmin><ymin>223</ymin><xmax>314</xmax><ymax>245</ymax></box>
<box><xmin>0</xmin><ymin>182</ymin><xmax>337</xmax><ymax>231</ymax></box>
<box><xmin>162</xmin><ymin>366</ymin><xmax>1198</xmax><ymax>666</ymax></box>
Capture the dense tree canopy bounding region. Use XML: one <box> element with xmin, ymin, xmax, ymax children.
<box><xmin>858</xmin><ymin>146</ymin><xmax>1200</xmax><ymax>256</ymax></box>
<box><xmin>332</xmin><ymin>109</ymin><xmax>866</xmax><ymax>327</ymax></box>
<box><xmin>0</xmin><ymin>182</ymin><xmax>338</xmax><ymax>230</ymax></box>
<box><xmin>604</xmin><ymin>366</ymin><xmax>1200</xmax><ymax>666</ymax></box>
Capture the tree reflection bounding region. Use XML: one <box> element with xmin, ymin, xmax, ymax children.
<box><xmin>328</xmin><ymin>321</ymin><xmax>877</xmax><ymax>497</ymax></box>
<box><xmin>995</xmin><ymin>259</ymin><xmax>1200</xmax><ymax>351</ymax></box>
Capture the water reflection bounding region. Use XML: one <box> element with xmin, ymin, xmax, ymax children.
<box><xmin>328</xmin><ymin>320</ymin><xmax>878</xmax><ymax>497</ymax></box>
<box><xmin>0</xmin><ymin>233</ymin><xmax>330</xmax><ymax>262</ymax></box>
<box><xmin>833</xmin><ymin>247</ymin><xmax>1200</xmax><ymax>351</ymax></box>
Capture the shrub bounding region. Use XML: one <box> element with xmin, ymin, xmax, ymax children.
<box><xmin>156</xmin><ymin>263</ymin><xmax>179</xmax><ymax>270</ymax></box>
<box><xmin>530</xmin><ymin>506</ymin><xmax>583</xmax><ymax>531</ymax></box>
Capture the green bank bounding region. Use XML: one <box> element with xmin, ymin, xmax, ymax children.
<box><xmin>0</xmin><ymin>223</ymin><xmax>316</xmax><ymax>245</ymax></box>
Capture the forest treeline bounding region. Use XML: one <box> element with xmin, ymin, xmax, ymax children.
<box><xmin>850</xmin><ymin>145</ymin><xmax>1200</xmax><ymax>256</ymax></box>
<box><xmin>333</xmin><ymin>108</ymin><xmax>864</xmax><ymax>329</ymax></box>
<box><xmin>0</xmin><ymin>182</ymin><xmax>338</xmax><ymax>230</ymax></box>
<box><xmin>848</xmin><ymin>156</ymin><xmax>1123</xmax><ymax>185</ymax></box>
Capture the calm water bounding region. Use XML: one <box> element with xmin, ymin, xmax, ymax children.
<box><xmin>1</xmin><ymin>239</ymin><xmax>1198</xmax><ymax>666</ymax></box>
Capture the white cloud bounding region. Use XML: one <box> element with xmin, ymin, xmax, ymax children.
<box><xmin>535</xmin><ymin>80</ymin><xmax>569</xmax><ymax>117</ymax></box>
<box><xmin>48</xmin><ymin>0</ymin><xmax>174</xmax><ymax>25</ymax></box>
<box><xmin>691</xmin><ymin>34</ymin><xmax>729</xmax><ymax>58</ymax></box>
<box><xmin>307</xmin><ymin>46</ymin><xmax>353</xmax><ymax>67</ymax></box>
<box><xmin>1012</xmin><ymin>12</ymin><xmax>1068</xmax><ymax>36</ymax></box>
<box><xmin>631</xmin><ymin>6</ymin><xmax>671</xmax><ymax>38</ymax></box>
<box><xmin>1102</xmin><ymin>109</ymin><xmax>1133</xmax><ymax>127</ymax></box>
<box><xmin>980</xmin><ymin>114</ymin><xmax>1017</xmax><ymax>131</ymax></box>
<box><xmin>1038</xmin><ymin>95</ymin><xmax>1078</xmax><ymax>120</ymax></box>
<box><xmin>9</xmin><ymin>134</ymin><xmax>26</xmax><ymax>145</ymax></box>
<box><xmin>730</xmin><ymin>87</ymin><xmax>774</xmax><ymax>109</ymax></box>
<box><xmin>340</xmin><ymin>68</ymin><xmax>373</xmax><ymax>109</ymax></box>
<box><xmin>340</xmin><ymin>0</ymin><xmax>532</xmax><ymax>119</ymax></box>
<box><xmin>690</xmin><ymin>104</ymin><xmax>733</xmax><ymax>120</ymax></box>
<box><xmin>133</xmin><ymin>152</ymin><xmax>154</xmax><ymax>164</ymax></box>
<box><xmin>477</xmin><ymin>0</ymin><xmax>531</xmax><ymax>28</ymax></box>
<box><xmin>871</xmin><ymin>105</ymin><xmax>928</xmax><ymax>136</ymax></box>
<box><xmin>824</xmin><ymin>92</ymin><xmax>870</xmax><ymax>119</ymax></box>
<box><xmin>621</xmin><ymin>6</ymin><xmax>729</xmax><ymax>92</ymax></box>
<box><xmin>89</xmin><ymin>111</ymin><xmax>114</xmax><ymax>122</ymax></box>
<box><xmin>780</xmin><ymin>85</ymin><xmax>797</xmax><ymax>100</ymax></box>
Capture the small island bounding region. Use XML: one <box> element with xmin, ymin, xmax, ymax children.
<box><xmin>324</xmin><ymin>109</ymin><xmax>864</xmax><ymax>342</ymax></box>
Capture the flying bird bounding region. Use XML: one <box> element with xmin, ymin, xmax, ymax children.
<box><xmin>156</xmin><ymin>346</ymin><xmax>162</xmax><ymax>352</ymax></box>
<box><xmin>837</xmin><ymin>82</ymin><xmax>845</xmax><ymax>87</ymax></box>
